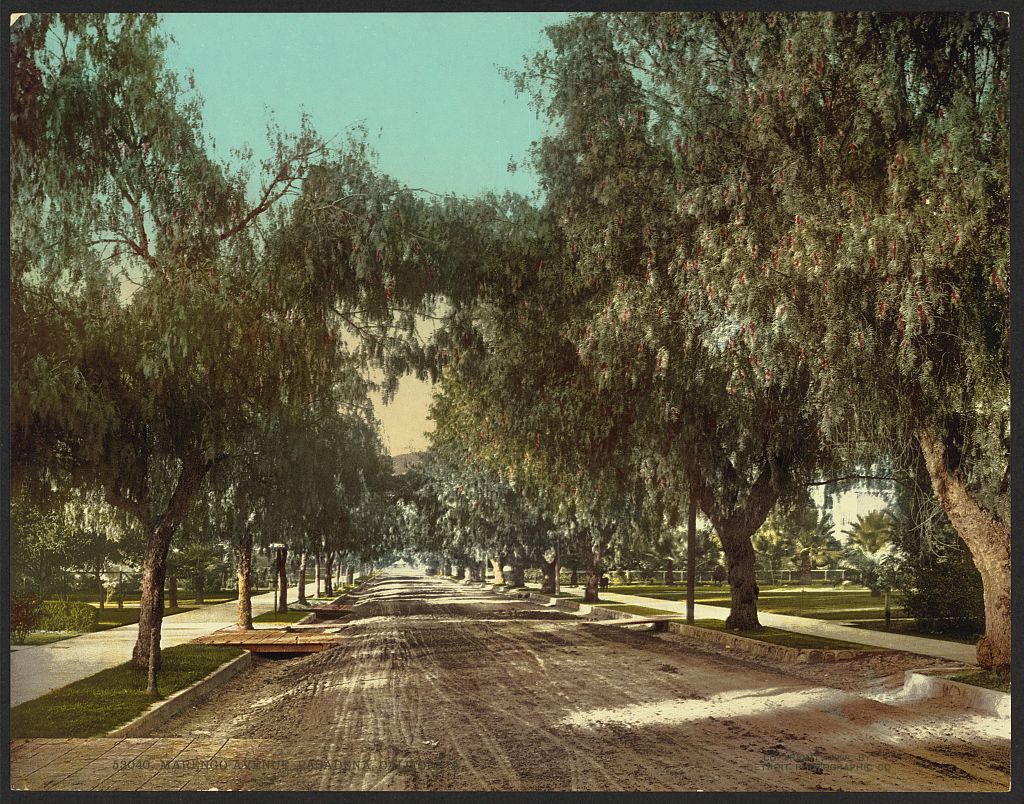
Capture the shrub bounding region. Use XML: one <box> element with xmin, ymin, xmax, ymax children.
<box><xmin>10</xmin><ymin>593</ymin><xmax>43</xmax><ymax>644</ymax></box>
<box><xmin>896</xmin><ymin>547</ymin><xmax>984</xmax><ymax>636</ymax></box>
<box><xmin>39</xmin><ymin>600</ymin><xmax>99</xmax><ymax>632</ymax></box>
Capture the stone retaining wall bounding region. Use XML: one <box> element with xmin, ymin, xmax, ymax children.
<box><xmin>901</xmin><ymin>671</ymin><xmax>1010</xmax><ymax>718</ymax></box>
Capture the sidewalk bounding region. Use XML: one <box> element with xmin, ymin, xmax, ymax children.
<box><xmin>10</xmin><ymin>581</ymin><xmax>318</xmax><ymax>708</ymax></box>
<box><xmin>527</xmin><ymin>583</ymin><xmax>977</xmax><ymax>665</ymax></box>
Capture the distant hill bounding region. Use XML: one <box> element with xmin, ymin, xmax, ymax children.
<box><xmin>392</xmin><ymin>451</ymin><xmax>428</xmax><ymax>475</ymax></box>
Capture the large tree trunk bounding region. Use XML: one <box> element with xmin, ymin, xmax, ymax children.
<box><xmin>95</xmin><ymin>568</ymin><xmax>105</xmax><ymax>610</ymax></box>
<box><xmin>346</xmin><ymin>563</ymin><xmax>355</xmax><ymax>587</ymax></box>
<box><xmin>569</xmin><ymin>565</ymin><xmax>578</xmax><ymax>587</ymax></box>
<box><xmin>509</xmin><ymin>562</ymin><xmax>526</xmax><ymax>588</ymax></box>
<box><xmin>315</xmin><ymin>550</ymin><xmax>322</xmax><ymax>597</ymax></box>
<box><xmin>665</xmin><ymin>557</ymin><xmax>675</xmax><ymax>586</ymax></box>
<box><xmin>441</xmin><ymin>560</ymin><xmax>451</xmax><ymax>577</ymax></box>
<box><xmin>540</xmin><ymin>558</ymin><xmax>557</xmax><ymax>594</ymax></box>
<box><xmin>580</xmin><ymin>531</ymin><xmax>602</xmax><ymax>603</ymax></box>
<box><xmin>918</xmin><ymin>426</ymin><xmax>1011</xmax><ymax>672</ymax></box>
<box><xmin>168</xmin><ymin>574</ymin><xmax>178</xmax><ymax>609</ymax></box>
<box><xmin>237</xmin><ymin>530</ymin><xmax>253</xmax><ymax>630</ymax></box>
<box><xmin>276</xmin><ymin>547</ymin><xmax>288</xmax><ymax>613</ymax></box>
<box><xmin>719</xmin><ymin>529</ymin><xmax>761</xmax><ymax>630</ymax></box>
<box><xmin>130</xmin><ymin>453</ymin><xmax>212</xmax><ymax>670</ymax></box>
<box><xmin>324</xmin><ymin>552</ymin><xmax>334</xmax><ymax>597</ymax></box>
<box><xmin>490</xmin><ymin>557</ymin><xmax>505</xmax><ymax>585</ymax></box>
<box><xmin>464</xmin><ymin>564</ymin><xmax>475</xmax><ymax>582</ymax></box>
<box><xmin>692</xmin><ymin>462</ymin><xmax>780</xmax><ymax>633</ymax></box>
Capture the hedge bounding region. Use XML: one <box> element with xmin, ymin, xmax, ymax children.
<box><xmin>39</xmin><ymin>600</ymin><xmax>99</xmax><ymax>632</ymax></box>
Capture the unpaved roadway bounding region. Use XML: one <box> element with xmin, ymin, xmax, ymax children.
<box><xmin>154</xmin><ymin>570</ymin><xmax>1009</xmax><ymax>792</ymax></box>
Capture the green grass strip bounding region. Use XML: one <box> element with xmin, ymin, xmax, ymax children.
<box><xmin>11</xmin><ymin>607</ymin><xmax>197</xmax><ymax>649</ymax></box>
<box><xmin>593</xmin><ymin>604</ymin><xmax>885</xmax><ymax>652</ymax></box>
<box><xmin>946</xmin><ymin>669</ymin><xmax>1010</xmax><ymax>694</ymax></box>
<box><xmin>688</xmin><ymin>619</ymin><xmax>886</xmax><ymax>651</ymax></box>
<box><xmin>12</xmin><ymin>632</ymin><xmax>78</xmax><ymax>647</ymax></box>
<box><xmin>95</xmin><ymin>606</ymin><xmax>195</xmax><ymax>630</ymax></box>
<box><xmin>849</xmin><ymin>619</ymin><xmax>979</xmax><ymax>645</ymax></box>
<box><xmin>10</xmin><ymin>643</ymin><xmax>244</xmax><ymax>738</ymax></box>
<box><xmin>252</xmin><ymin>610</ymin><xmax>308</xmax><ymax>624</ymax></box>
<box><xmin>598</xmin><ymin>602</ymin><xmax>675</xmax><ymax>614</ymax></box>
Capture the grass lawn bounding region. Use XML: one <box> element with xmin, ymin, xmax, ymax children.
<box><xmin>695</xmin><ymin>588</ymin><xmax>899</xmax><ymax>619</ymax></box>
<box><xmin>851</xmin><ymin>619</ymin><xmax>980</xmax><ymax>645</ymax></box>
<box><xmin>595</xmin><ymin>603</ymin><xmax>672</xmax><ymax>617</ymax></box>
<box><xmin>12</xmin><ymin>632</ymin><xmax>79</xmax><ymax>647</ymax></box>
<box><xmin>252</xmin><ymin>610</ymin><xmax>309</xmax><ymax>624</ymax></box>
<box><xmin>61</xmin><ymin>590</ymin><xmax>256</xmax><ymax>606</ymax></box>
<box><xmin>175</xmin><ymin>596</ymin><xmax>237</xmax><ymax>605</ymax></box>
<box><xmin>598</xmin><ymin>584</ymin><xmax>983</xmax><ymax>647</ymax></box>
<box><xmin>601</xmin><ymin>583</ymin><xmax>750</xmax><ymax>596</ymax></box>
<box><xmin>95</xmin><ymin>606</ymin><xmax>194</xmax><ymax>630</ymax></box>
<box><xmin>10</xmin><ymin>643</ymin><xmax>244</xmax><ymax>738</ymax></box>
<box><xmin>598</xmin><ymin>583</ymin><xmax>902</xmax><ymax>621</ymax></box>
<box><xmin>591</xmin><ymin>603</ymin><xmax>886</xmax><ymax>652</ymax></box>
<box><xmin>689</xmin><ymin>618</ymin><xmax>886</xmax><ymax>652</ymax></box>
<box><xmin>11</xmin><ymin>606</ymin><xmax>197</xmax><ymax>651</ymax></box>
<box><xmin>946</xmin><ymin>669</ymin><xmax>1010</xmax><ymax>694</ymax></box>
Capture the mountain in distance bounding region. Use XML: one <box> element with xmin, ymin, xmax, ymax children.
<box><xmin>391</xmin><ymin>451</ymin><xmax>428</xmax><ymax>475</ymax></box>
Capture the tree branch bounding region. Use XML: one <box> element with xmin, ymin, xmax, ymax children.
<box><xmin>806</xmin><ymin>474</ymin><xmax>906</xmax><ymax>488</ymax></box>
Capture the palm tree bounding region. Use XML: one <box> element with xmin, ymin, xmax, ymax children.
<box><xmin>841</xmin><ymin>510</ymin><xmax>896</xmax><ymax>594</ymax></box>
<box><xmin>792</xmin><ymin>512</ymin><xmax>842</xmax><ymax>578</ymax></box>
<box><xmin>843</xmin><ymin>510</ymin><xmax>894</xmax><ymax>554</ymax></box>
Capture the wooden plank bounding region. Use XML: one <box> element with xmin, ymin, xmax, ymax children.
<box><xmin>591</xmin><ymin>617</ymin><xmax>676</xmax><ymax>630</ymax></box>
<box><xmin>245</xmin><ymin>643</ymin><xmax>327</xmax><ymax>654</ymax></box>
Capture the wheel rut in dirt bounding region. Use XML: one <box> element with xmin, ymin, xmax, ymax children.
<box><xmin>159</xmin><ymin>570</ymin><xmax>1010</xmax><ymax>792</ymax></box>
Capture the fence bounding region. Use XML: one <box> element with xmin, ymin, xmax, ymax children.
<box><xmin>518</xmin><ymin>567</ymin><xmax>856</xmax><ymax>587</ymax></box>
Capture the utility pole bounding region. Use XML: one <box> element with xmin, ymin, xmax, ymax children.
<box><xmin>687</xmin><ymin>482</ymin><xmax>697</xmax><ymax>625</ymax></box>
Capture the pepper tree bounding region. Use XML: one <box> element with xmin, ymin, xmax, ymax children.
<box><xmin>493</xmin><ymin>13</ymin><xmax>830</xmax><ymax>627</ymax></box>
<box><xmin>583</xmin><ymin>11</ymin><xmax>1009</xmax><ymax>666</ymax></box>
<box><xmin>10</xmin><ymin>14</ymin><xmax>441</xmax><ymax>667</ymax></box>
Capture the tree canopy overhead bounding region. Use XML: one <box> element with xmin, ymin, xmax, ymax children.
<box><xmin>9</xmin><ymin>11</ymin><xmax>1011</xmax><ymax>672</ymax></box>
<box><xmin>424</xmin><ymin>10</ymin><xmax>1008</xmax><ymax>662</ymax></box>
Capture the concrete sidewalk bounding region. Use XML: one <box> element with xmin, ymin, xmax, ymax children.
<box><xmin>529</xmin><ymin>583</ymin><xmax>977</xmax><ymax>665</ymax></box>
<box><xmin>10</xmin><ymin>582</ymin><xmax>318</xmax><ymax>708</ymax></box>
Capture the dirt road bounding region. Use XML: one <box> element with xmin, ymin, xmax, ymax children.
<box><xmin>155</xmin><ymin>571</ymin><xmax>1009</xmax><ymax>792</ymax></box>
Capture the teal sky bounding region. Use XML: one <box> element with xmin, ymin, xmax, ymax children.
<box><xmin>161</xmin><ymin>12</ymin><xmax>571</xmax><ymax>200</ymax></box>
<box><xmin>159</xmin><ymin>12</ymin><xmax>571</xmax><ymax>455</ymax></box>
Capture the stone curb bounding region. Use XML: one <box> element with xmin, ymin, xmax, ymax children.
<box><xmin>901</xmin><ymin>671</ymin><xmax>1010</xmax><ymax>718</ymax></box>
<box><xmin>500</xmin><ymin>587</ymin><xmax>876</xmax><ymax>665</ymax></box>
<box><xmin>107</xmin><ymin>651</ymin><xmax>254</xmax><ymax>738</ymax></box>
<box><xmin>661</xmin><ymin>621</ymin><xmax>873</xmax><ymax>664</ymax></box>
